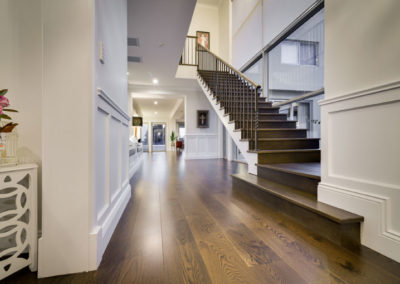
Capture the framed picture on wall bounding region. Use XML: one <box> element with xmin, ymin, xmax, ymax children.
<box><xmin>196</xmin><ymin>31</ymin><xmax>210</xmax><ymax>49</ymax></box>
<box><xmin>197</xmin><ymin>110</ymin><xmax>209</xmax><ymax>128</ymax></box>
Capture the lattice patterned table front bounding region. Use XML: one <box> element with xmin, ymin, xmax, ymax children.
<box><xmin>0</xmin><ymin>164</ymin><xmax>38</xmax><ymax>280</ymax></box>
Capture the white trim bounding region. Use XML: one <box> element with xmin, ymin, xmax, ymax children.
<box><xmin>185</xmin><ymin>153</ymin><xmax>220</xmax><ymax>160</ymax></box>
<box><xmin>319</xmin><ymin>182</ymin><xmax>400</xmax><ymax>263</ymax></box>
<box><xmin>97</xmin><ymin>88</ymin><xmax>130</xmax><ymax>121</ymax></box>
<box><xmin>319</xmin><ymin>80</ymin><xmax>400</xmax><ymax>106</ymax></box>
<box><xmin>89</xmin><ymin>180</ymin><xmax>131</xmax><ymax>270</ymax></box>
<box><xmin>319</xmin><ymin>81</ymin><xmax>400</xmax><ymax>262</ymax></box>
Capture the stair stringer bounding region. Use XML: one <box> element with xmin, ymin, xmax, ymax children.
<box><xmin>196</xmin><ymin>74</ymin><xmax>258</xmax><ymax>175</ymax></box>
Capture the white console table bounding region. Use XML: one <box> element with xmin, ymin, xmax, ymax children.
<box><xmin>0</xmin><ymin>164</ymin><xmax>38</xmax><ymax>280</ymax></box>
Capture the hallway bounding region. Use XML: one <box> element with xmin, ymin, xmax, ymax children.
<box><xmin>7</xmin><ymin>153</ymin><xmax>400</xmax><ymax>283</ymax></box>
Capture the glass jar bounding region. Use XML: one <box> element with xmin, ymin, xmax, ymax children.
<box><xmin>0</xmin><ymin>127</ymin><xmax>18</xmax><ymax>166</ymax></box>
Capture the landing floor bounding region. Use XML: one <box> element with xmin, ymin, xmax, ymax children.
<box><xmin>6</xmin><ymin>152</ymin><xmax>400</xmax><ymax>283</ymax></box>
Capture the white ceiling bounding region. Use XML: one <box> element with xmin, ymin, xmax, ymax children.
<box><xmin>197</xmin><ymin>0</ymin><xmax>222</xmax><ymax>7</ymax></box>
<box><xmin>127</xmin><ymin>0</ymin><xmax>197</xmax><ymax>86</ymax></box>
<box><xmin>133</xmin><ymin>97</ymin><xmax>183</xmax><ymax>118</ymax></box>
<box><xmin>127</xmin><ymin>0</ymin><xmax>198</xmax><ymax>119</ymax></box>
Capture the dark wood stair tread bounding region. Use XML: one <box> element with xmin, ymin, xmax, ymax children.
<box><xmin>232</xmin><ymin>173</ymin><xmax>363</xmax><ymax>224</ymax></box>
<box><xmin>235</xmin><ymin>128</ymin><xmax>307</xmax><ymax>132</ymax></box>
<box><xmin>229</xmin><ymin>120</ymin><xmax>297</xmax><ymax>124</ymax></box>
<box><xmin>241</xmin><ymin>138</ymin><xmax>319</xmax><ymax>141</ymax></box>
<box><xmin>257</xmin><ymin>162</ymin><xmax>321</xmax><ymax>180</ymax></box>
<box><xmin>249</xmin><ymin>149</ymin><xmax>319</xmax><ymax>154</ymax></box>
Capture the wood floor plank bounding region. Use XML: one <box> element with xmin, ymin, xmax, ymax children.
<box><xmin>178</xmin><ymin>189</ymin><xmax>260</xmax><ymax>284</ymax></box>
<box><xmin>160</xmin><ymin>184</ymin><xmax>212</xmax><ymax>284</ymax></box>
<box><xmin>227</xmin><ymin>188</ymin><xmax>400</xmax><ymax>284</ymax></box>
<box><xmin>5</xmin><ymin>153</ymin><xmax>400</xmax><ymax>284</ymax></box>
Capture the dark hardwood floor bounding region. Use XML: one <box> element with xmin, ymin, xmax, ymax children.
<box><xmin>6</xmin><ymin>152</ymin><xmax>400</xmax><ymax>283</ymax></box>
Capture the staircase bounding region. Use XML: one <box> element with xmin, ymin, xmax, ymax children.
<box><xmin>186</xmin><ymin>42</ymin><xmax>363</xmax><ymax>251</ymax></box>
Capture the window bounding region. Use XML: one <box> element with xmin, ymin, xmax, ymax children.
<box><xmin>281</xmin><ymin>40</ymin><xmax>318</xmax><ymax>66</ymax></box>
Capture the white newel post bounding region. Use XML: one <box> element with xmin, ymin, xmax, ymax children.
<box><xmin>0</xmin><ymin>164</ymin><xmax>38</xmax><ymax>280</ymax></box>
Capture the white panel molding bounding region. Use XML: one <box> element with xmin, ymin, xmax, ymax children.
<box><xmin>196</xmin><ymin>75</ymin><xmax>258</xmax><ymax>174</ymax></box>
<box><xmin>91</xmin><ymin>88</ymin><xmax>131</xmax><ymax>270</ymax></box>
<box><xmin>184</xmin><ymin>133</ymin><xmax>220</xmax><ymax>160</ymax></box>
<box><xmin>319</xmin><ymin>81</ymin><xmax>400</xmax><ymax>262</ymax></box>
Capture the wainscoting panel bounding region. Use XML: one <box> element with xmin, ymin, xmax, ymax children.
<box><xmin>94</xmin><ymin>108</ymin><xmax>109</xmax><ymax>221</ymax></box>
<box><xmin>90</xmin><ymin>89</ymin><xmax>131</xmax><ymax>269</ymax></box>
<box><xmin>318</xmin><ymin>81</ymin><xmax>400</xmax><ymax>262</ymax></box>
<box><xmin>185</xmin><ymin>133</ymin><xmax>219</xmax><ymax>159</ymax></box>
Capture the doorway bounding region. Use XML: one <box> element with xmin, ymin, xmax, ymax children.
<box><xmin>152</xmin><ymin>123</ymin><xmax>166</xmax><ymax>152</ymax></box>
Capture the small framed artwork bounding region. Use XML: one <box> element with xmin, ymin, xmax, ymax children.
<box><xmin>196</xmin><ymin>31</ymin><xmax>210</xmax><ymax>49</ymax></box>
<box><xmin>197</xmin><ymin>110</ymin><xmax>209</xmax><ymax>128</ymax></box>
<box><xmin>132</xmin><ymin>116</ymin><xmax>143</xmax><ymax>127</ymax></box>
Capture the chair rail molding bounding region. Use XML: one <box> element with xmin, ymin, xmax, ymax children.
<box><xmin>318</xmin><ymin>80</ymin><xmax>400</xmax><ymax>262</ymax></box>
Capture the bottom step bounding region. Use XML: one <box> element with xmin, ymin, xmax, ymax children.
<box><xmin>232</xmin><ymin>173</ymin><xmax>363</xmax><ymax>250</ymax></box>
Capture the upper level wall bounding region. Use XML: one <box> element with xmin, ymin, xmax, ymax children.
<box><xmin>325</xmin><ymin>0</ymin><xmax>400</xmax><ymax>98</ymax></box>
<box><xmin>187</xmin><ymin>3</ymin><xmax>219</xmax><ymax>54</ymax></box>
<box><xmin>232</xmin><ymin>0</ymin><xmax>315</xmax><ymax>69</ymax></box>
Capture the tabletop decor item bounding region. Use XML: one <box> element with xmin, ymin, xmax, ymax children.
<box><xmin>0</xmin><ymin>89</ymin><xmax>19</xmax><ymax>166</ymax></box>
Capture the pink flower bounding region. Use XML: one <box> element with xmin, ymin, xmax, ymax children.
<box><xmin>0</xmin><ymin>96</ymin><xmax>9</xmax><ymax>108</ymax></box>
<box><xmin>0</xmin><ymin>105</ymin><xmax>3</xmax><ymax>114</ymax></box>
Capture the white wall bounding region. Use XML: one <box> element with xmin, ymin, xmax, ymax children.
<box><xmin>0</xmin><ymin>0</ymin><xmax>43</xmax><ymax>227</ymax></box>
<box><xmin>39</xmin><ymin>0</ymin><xmax>94</xmax><ymax>277</ymax></box>
<box><xmin>187</xmin><ymin>3</ymin><xmax>219</xmax><ymax>54</ymax></box>
<box><xmin>232</xmin><ymin>0</ymin><xmax>316</xmax><ymax>69</ymax></box>
<box><xmin>184</xmin><ymin>91</ymin><xmax>221</xmax><ymax>159</ymax></box>
<box><xmin>91</xmin><ymin>0</ymin><xmax>130</xmax><ymax>270</ymax></box>
<box><xmin>319</xmin><ymin>0</ymin><xmax>400</xmax><ymax>262</ymax></box>
<box><xmin>218</xmin><ymin>0</ymin><xmax>231</xmax><ymax>62</ymax></box>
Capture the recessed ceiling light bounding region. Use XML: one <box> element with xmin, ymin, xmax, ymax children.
<box><xmin>126</xmin><ymin>72</ymin><xmax>130</xmax><ymax>76</ymax></box>
<box><xmin>154</xmin><ymin>101</ymin><xmax>158</xmax><ymax>105</ymax></box>
<box><xmin>154</xmin><ymin>111</ymin><xmax>158</xmax><ymax>114</ymax></box>
<box><xmin>152</xmin><ymin>78</ymin><xmax>159</xmax><ymax>84</ymax></box>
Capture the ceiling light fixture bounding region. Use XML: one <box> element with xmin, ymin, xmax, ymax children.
<box><xmin>154</xmin><ymin>111</ymin><xmax>158</xmax><ymax>115</ymax></box>
<box><xmin>152</xmin><ymin>78</ymin><xmax>159</xmax><ymax>84</ymax></box>
<box><xmin>154</xmin><ymin>101</ymin><xmax>158</xmax><ymax>105</ymax></box>
<box><xmin>126</xmin><ymin>72</ymin><xmax>130</xmax><ymax>76</ymax></box>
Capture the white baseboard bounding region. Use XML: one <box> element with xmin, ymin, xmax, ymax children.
<box><xmin>319</xmin><ymin>182</ymin><xmax>400</xmax><ymax>262</ymax></box>
<box><xmin>319</xmin><ymin>80</ymin><xmax>400</xmax><ymax>262</ymax></box>
<box><xmin>184</xmin><ymin>153</ymin><xmax>220</xmax><ymax>160</ymax></box>
<box><xmin>89</xmin><ymin>180</ymin><xmax>131</xmax><ymax>270</ymax></box>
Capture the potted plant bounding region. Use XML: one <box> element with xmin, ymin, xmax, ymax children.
<box><xmin>170</xmin><ymin>131</ymin><xmax>177</xmax><ymax>148</ymax></box>
<box><xmin>0</xmin><ymin>89</ymin><xmax>18</xmax><ymax>162</ymax></box>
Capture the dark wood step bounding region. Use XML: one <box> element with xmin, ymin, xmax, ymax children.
<box><xmin>242</xmin><ymin>138</ymin><xmax>320</xmax><ymax>150</ymax></box>
<box><xmin>227</xmin><ymin>113</ymin><xmax>288</xmax><ymax>121</ymax></box>
<box><xmin>257</xmin><ymin>163</ymin><xmax>320</xmax><ymax>196</ymax></box>
<box><xmin>237</xmin><ymin>128</ymin><xmax>307</xmax><ymax>139</ymax></box>
<box><xmin>232</xmin><ymin>173</ymin><xmax>363</xmax><ymax>250</ymax></box>
<box><xmin>230</xmin><ymin>120</ymin><xmax>297</xmax><ymax>129</ymax></box>
<box><xmin>249</xmin><ymin>149</ymin><xmax>320</xmax><ymax>164</ymax></box>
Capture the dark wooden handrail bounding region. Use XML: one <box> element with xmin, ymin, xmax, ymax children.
<box><xmin>273</xmin><ymin>88</ymin><xmax>324</xmax><ymax>107</ymax></box>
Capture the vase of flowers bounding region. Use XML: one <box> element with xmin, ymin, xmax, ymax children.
<box><xmin>0</xmin><ymin>89</ymin><xmax>18</xmax><ymax>165</ymax></box>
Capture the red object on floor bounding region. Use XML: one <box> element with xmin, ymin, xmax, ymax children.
<box><xmin>176</xmin><ymin>141</ymin><xmax>183</xmax><ymax>151</ymax></box>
